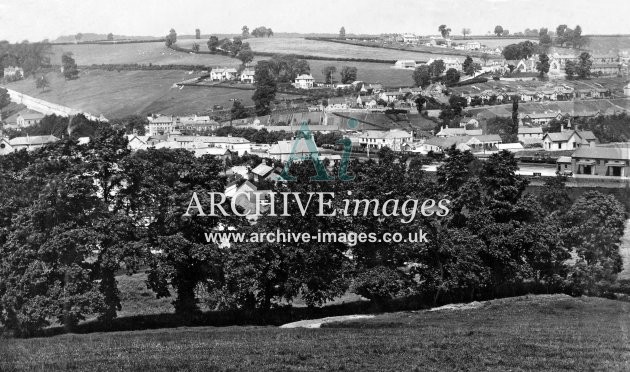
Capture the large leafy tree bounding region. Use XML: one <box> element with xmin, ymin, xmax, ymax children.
<box><xmin>252</xmin><ymin>61</ymin><xmax>277</xmax><ymax>116</ymax></box>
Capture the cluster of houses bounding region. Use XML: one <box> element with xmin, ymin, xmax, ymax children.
<box><xmin>209</xmin><ymin>67</ymin><xmax>256</xmax><ymax>84</ymax></box>
<box><xmin>147</xmin><ymin>115</ymin><xmax>221</xmax><ymax>135</ymax></box>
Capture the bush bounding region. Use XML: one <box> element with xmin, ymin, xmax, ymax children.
<box><xmin>351</xmin><ymin>267</ymin><xmax>408</xmax><ymax>303</ymax></box>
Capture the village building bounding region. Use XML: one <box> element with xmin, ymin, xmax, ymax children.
<box><xmin>435</xmin><ymin>126</ymin><xmax>482</xmax><ymax>137</ymax></box>
<box><xmin>518</xmin><ymin>127</ymin><xmax>544</xmax><ymax>141</ymax></box>
<box><xmin>210</xmin><ymin>68</ymin><xmax>238</xmax><ymax>81</ymax></box>
<box><xmin>268</xmin><ymin>138</ymin><xmax>320</xmax><ymax>162</ymax></box>
<box><xmin>293</xmin><ymin>74</ymin><xmax>315</xmax><ymax>89</ymax></box>
<box><xmin>240</xmin><ymin>69</ymin><xmax>256</xmax><ymax>84</ymax></box>
<box><xmin>542</xmin><ymin>129</ymin><xmax>597</xmax><ymax>151</ymax></box>
<box><xmin>350</xmin><ymin>129</ymin><xmax>414</xmax><ymax>151</ymax></box>
<box><xmin>570</xmin><ymin>146</ymin><xmax>630</xmax><ymax>177</ymax></box>
<box><xmin>394</xmin><ymin>60</ymin><xmax>417</xmax><ymax>69</ymax></box>
<box><xmin>15</xmin><ymin>110</ymin><xmax>45</xmax><ymax>128</ymax></box>
<box><xmin>7</xmin><ymin>135</ymin><xmax>60</xmax><ymax>152</ymax></box>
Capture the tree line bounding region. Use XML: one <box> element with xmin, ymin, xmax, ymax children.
<box><xmin>0</xmin><ymin>126</ymin><xmax>626</xmax><ymax>336</ymax></box>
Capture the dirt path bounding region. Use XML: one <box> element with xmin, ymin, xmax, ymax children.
<box><xmin>279</xmin><ymin>315</ymin><xmax>375</xmax><ymax>329</ymax></box>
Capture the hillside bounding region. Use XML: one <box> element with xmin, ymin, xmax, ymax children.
<box><xmin>1</xmin><ymin>295</ymin><xmax>629</xmax><ymax>371</ymax></box>
<box><xmin>2</xmin><ymin>70</ymin><xmax>262</xmax><ymax>118</ymax></box>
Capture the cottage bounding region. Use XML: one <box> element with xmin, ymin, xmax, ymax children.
<box><xmin>517</xmin><ymin>127</ymin><xmax>544</xmax><ymax>141</ymax></box>
<box><xmin>394</xmin><ymin>60</ymin><xmax>417</xmax><ymax>69</ymax></box>
<box><xmin>210</xmin><ymin>68</ymin><xmax>238</xmax><ymax>81</ymax></box>
<box><xmin>293</xmin><ymin>74</ymin><xmax>315</xmax><ymax>89</ymax></box>
<box><xmin>542</xmin><ymin>130</ymin><xmax>597</xmax><ymax>151</ymax></box>
<box><xmin>240</xmin><ymin>69</ymin><xmax>256</xmax><ymax>84</ymax></box>
<box><xmin>571</xmin><ymin>146</ymin><xmax>630</xmax><ymax>177</ymax></box>
<box><xmin>0</xmin><ymin>137</ymin><xmax>13</xmax><ymax>155</ymax></box>
<box><xmin>556</xmin><ymin>156</ymin><xmax>573</xmax><ymax>175</ymax></box>
<box><xmin>16</xmin><ymin>110</ymin><xmax>45</xmax><ymax>127</ymax></box>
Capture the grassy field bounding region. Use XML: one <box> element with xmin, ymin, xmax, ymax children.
<box><xmin>2</xmin><ymin>70</ymin><xmax>268</xmax><ymax>118</ymax></box>
<box><xmin>177</xmin><ymin>37</ymin><xmax>455</xmax><ymax>62</ymax></box>
<box><xmin>50</xmin><ymin>42</ymin><xmax>241</xmax><ymax>67</ymax></box>
<box><xmin>1</xmin><ymin>295</ymin><xmax>629</xmax><ymax>371</ymax></box>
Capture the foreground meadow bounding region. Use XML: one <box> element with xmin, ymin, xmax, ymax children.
<box><xmin>1</xmin><ymin>295</ymin><xmax>629</xmax><ymax>371</ymax></box>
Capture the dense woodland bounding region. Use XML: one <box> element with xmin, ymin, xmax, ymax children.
<box><xmin>0</xmin><ymin>123</ymin><xmax>627</xmax><ymax>336</ymax></box>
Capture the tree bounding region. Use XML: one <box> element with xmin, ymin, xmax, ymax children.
<box><xmin>207</xmin><ymin>36</ymin><xmax>220</xmax><ymax>52</ymax></box>
<box><xmin>414</xmin><ymin>96</ymin><xmax>427</xmax><ymax>112</ymax></box>
<box><xmin>242</xmin><ymin>26</ymin><xmax>249</xmax><ymax>39</ymax></box>
<box><xmin>340</xmin><ymin>66</ymin><xmax>357</xmax><ymax>84</ymax></box>
<box><xmin>576</xmin><ymin>52</ymin><xmax>592</xmax><ymax>79</ymax></box>
<box><xmin>191</xmin><ymin>42</ymin><xmax>200</xmax><ymax>52</ymax></box>
<box><xmin>61</xmin><ymin>52</ymin><xmax>79</xmax><ymax>80</ymax></box>
<box><xmin>462</xmin><ymin>55</ymin><xmax>474</xmax><ymax>75</ymax></box>
<box><xmin>445</xmin><ymin>68</ymin><xmax>460</xmax><ymax>85</ymax></box>
<box><xmin>195</xmin><ymin>29</ymin><xmax>201</xmax><ymax>39</ymax></box>
<box><xmin>75</xmin><ymin>33</ymin><xmax>83</xmax><ymax>44</ymax></box>
<box><xmin>536</xmin><ymin>53</ymin><xmax>550</xmax><ymax>77</ymax></box>
<box><xmin>429</xmin><ymin>59</ymin><xmax>446</xmax><ymax>79</ymax></box>
<box><xmin>236</xmin><ymin>45</ymin><xmax>254</xmax><ymax>65</ymax></box>
<box><xmin>230</xmin><ymin>100</ymin><xmax>249</xmax><ymax>120</ymax></box>
<box><xmin>563</xmin><ymin>191</ymin><xmax>626</xmax><ymax>295</ymax></box>
<box><xmin>565</xmin><ymin>60</ymin><xmax>577</xmax><ymax>79</ymax></box>
<box><xmin>412</xmin><ymin>65</ymin><xmax>431</xmax><ymax>88</ymax></box>
<box><xmin>339</xmin><ymin>26</ymin><xmax>346</xmax><ymax>39</ymax></box>
<box><xmin>322</xmin><ymin>65</ymin><xmax>337</xmax><ymax>84</ymax></box>
<box><xmin>165</xmin><ymin>28</ymin><xmax>177</xmax><ymax>47</ymax></box>
<box><xmin>572</xmin><ymin>25</ymin><xmax>583</xmax><ymax>48</ymax></box>
<box><xmin>438</xmin><ymin>25</ymin><xmax>451</xmax><ymax>38</ymax></box>
<box><xmin>494</xmin><ymin>25</ymin><xmax>504</xmax><ymax>37</ymax></box>
<box><xmin>107</xmin><ymin>33</ymin><xmax>114</xmax><ymax>41</ymax></box>
<box><xmin>35</xmin><ymin>74</ymin><xmax>50</xmax><ymax>92</ymax></box>
<box><xmin>555</xmin><ymin>24</ymin><xmax>568</xmax><ymax>46</ymax></box>
<box><xmin>461</xmin><ymin>28</ymin><xmax>471</xmax><ymax>39</ymax></box>
<box><xmin>252</xmin><ymin>61</ymin><xmax>277</xmax><ymax>115</ymax></box>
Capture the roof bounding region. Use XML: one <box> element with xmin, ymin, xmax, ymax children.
<box><xmin>295</xmin><ymin>74</ymin><xmax>314</xmax><ymax>80</ymax></box>
<box><xmin>497</xmin><ymin>143</ymin><xmax>524</xmax><ymax>150</ymax></box>
<box><xmin>9</xmin><ymin>135</ymin><xmax>60</xmax><ymax>146</ymax></box>
<box><xmin>17</xmin><ymin>110</ymin><xmax>45</xmax><ymax>120</ymax></box>
<box><xmin>269</xmin><ymin>138</ymin><xmax>319</xmax><ymax>156</ymax></box>
<box><xmin>360</xmin><ymin>130</ymin><xmax>413</xmax><ymax>139</ymax></box>
<box><xmin>250</xmin><ymin>163</ymin><xmax>274</xmax><ymax>177</ymax></box>
<box><xmin>544</xmin><ymin>131</ymin><xmax>573</xmax><ymax>142</ymax></box>
<box><xmin>173</xmin><ymin>136</ymin><xmax>250</xmax><ymax>144</ymax></box>
<box><xmin>518</xmin><ymin>127</ymin><xmax>543</xmax><ymax>134</ymax></box>
<box><xmin>557</xmin><ymin>156</ymin><xmax>572</xmax><ymax>163</ymax></box>
<box><xmin>572</xmin><ymin>147</ymin><xmax>630</xmax><ymax>160</ymax></box>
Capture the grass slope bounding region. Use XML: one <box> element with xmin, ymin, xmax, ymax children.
<box><xmin>2</xmin><ymin>295</ymin><xmax>629</xmax><ymax>371</ymax></box>
<box><xmin>2</xmin><ymin>70</ymin><xmax>266</xmax><ymax>118</ymax></box>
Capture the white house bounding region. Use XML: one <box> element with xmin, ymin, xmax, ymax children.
<box><xmin>0</xmin><ymin>138</ymin><xmax>13</xmax><ymax>155</ymax></box>
<box><xmin>148</xmin><ymin>116</ymin><xmax>175</xmax><ymax>136</ymax></box>
<box><xmin>542</xmin><ymin>130</ymin><xmax>597</xmax><ymax>151</ymax></box>
<box><xmin>351</xmin><ymin>130</ymin><xmax>413</xmax><ymax>151</ymax></box>
<box><xmin>394</xmin><ymin>60</ymin><xmax>417</xmax><ymax>69</ymax></box>
<box><xmin>624</xmin><ymin>82</ymin><xmax>630</xmax><ymax>97</ymax></box>
<box><xmin>465</xmin><ymin>41</ymin><xmax>481</xmax><ymax>50</ymax></box>
<box><xmin>240</xmin><ymin>69</ymin><xmax>255</xmax><ymax>84</ymax></box>
<box><xmin>210</xmin><ymin>68</ymin><xmax>237</xmax><ymax>81</ymax></box>
<box><xmin>293</xmin><ymin>74</ymin><xmax>315</xmax><ymax>89</ymax></box>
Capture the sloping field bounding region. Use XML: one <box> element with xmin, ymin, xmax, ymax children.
<box><xmin>178</xmin><ymin>37</ymin><xmax>453</xmax><ymax>61</ymax></box>
<box><xmin>2</xmin><ymin>70</ymin><xmax>261</xmax><ymax>118</ymax></box>
<box><xmin>50</xmin><ymin>42</ymin><xmax>241</xmax><ymax>67</ymax></box>
<box><xmin>1</xmin><ymin>295</ymin><xmax>629</xmax><ymax>371</ymax></box>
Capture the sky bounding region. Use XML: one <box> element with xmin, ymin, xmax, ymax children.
<box><xmin>0</xmin><ymin>0</ymin><xmax>628</xmax><ymax>42</ymax></box>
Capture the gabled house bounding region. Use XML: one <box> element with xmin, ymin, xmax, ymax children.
<box><xmin>542</xmin><ymin>129</ymin><xmax>597</xmax><ymax>151</ymax></box>
<box><xmin>249</xmin><ymin>163</ymin><xmax>274</xmax><ymax>182</ymax></box>
<box><xmin>0</xmin><ymin>137</ymin><xmax>13</xmax><ymax>155</ymax></box>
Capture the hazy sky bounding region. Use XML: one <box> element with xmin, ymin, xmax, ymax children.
<box><xmin>0</xmin><ymin>0</ymin><xmax>628</xmax><ymax>42</ymax></box>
